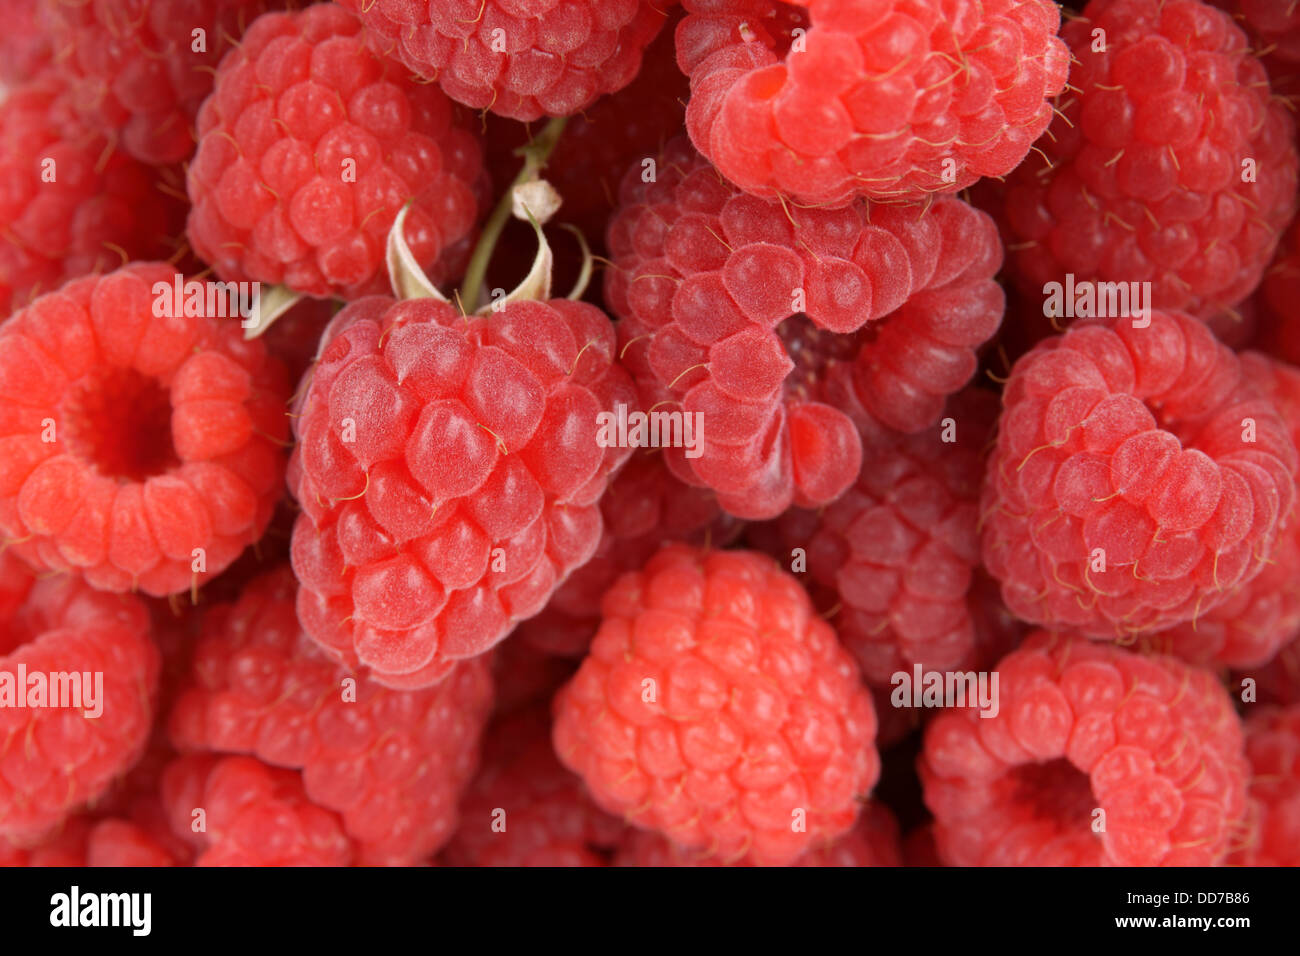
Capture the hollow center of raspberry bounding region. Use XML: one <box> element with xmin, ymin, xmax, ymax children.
<box><xmin>777</xmin><ymin>314</ymin><xmax>870</xmax><ymax>401</ymax></box>
<box><xmin>60</xmin><ymin>369</ymin><xmax>178</xmax><ymax>481</ymax></box>
<box><xmin>1008</xmin><ymin>758</ymin><xmax>1096</xmax><ymax>830</ymax></box>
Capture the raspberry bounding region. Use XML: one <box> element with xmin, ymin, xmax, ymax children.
<box><xmin>606</xmin><ymin>137</ymin><xmax>1005</xmax><ymax>519</ymax></box>
<box><xmin>676</xmin><ymin>0</ymin><xmax>1069</xmax><ymax>205</ymax></box>
<box><xmin>1210</xmin><ymin>1</ymin><xmax>1300</xmax><ymax>79</ymax></box>
<box><xmin>43</xmin><ymin>0</ymin><xmax>288</xmax><ymax>166</ymax></box>
<box><xmin>981</xmin><ymin>310</ymin><xmax>1298</xmax><ymax>637</ymax></box>
<box><xmin>1</xmin><ymin>815</ymin><xmax>180</xmax><ymax>867</ymax></box>
<box><xmin>168</xmin><ymin>567</ymin><xmax>494</xmax><ymax>865</ymax></box>
<box><xmin>161</xmin><ymin>753</ymin><xmax>353</xmax><ymax>866</ymax></box>
<box><xmin>1150</xmin><ymin>352</ymin><xmax>1300</xmax><ymax>668</ymax></box>
<box><xmin>0</xmin><ymin>551</ymin><xmax>160</xmax><ymax>846</ymax></box>
<box><xmin>983</xmin><ymin>0</ymin><xmax>1298</xmax><ymax>319</ymax></box>
<box><xmin>0</xmin><ymin>262</ymin><xmax>290</xmax><ymax>596</ymax></box>
<box><xmin>0</xmin><ymin>72</ymin><xmax>187</xmax><ymax>317</ymax></box>
<box><xmin>614</xmin><ymin>799</ymin><xmax>902</xmax><ymax>866</ymax></box>
<box><xmin>516</xmin><ymin>449</ymin><xmax>744</xmax><ymax>657</ymax></box>
<box><xmin>1254</xmin><ymin>216</ymin><xmax>1300</xmax><ymax>365</ymax></box>
<box><xmin>336</xmin><ymin>0</ymin><xmax>669</xmax><ymax>122</ymax></box>
<box><xmin>0</xmin><ymin>0</ymin><xmax>51</xmax><ymax>87</ymax></box>
<box><xmin>288</xmin><ymin>291</ymin><xmax>635</xmax><ymax>688</ymax></box>
<box><xmin>1234</xmin><ymin>704</ymin><xmax>1300</xmax><ymax>866</ymax></box>
<box><xmin>751</xmin><ymin>388</ymin><xmax>997</xmax><ymax>687</ymax></box>
<box><xmin>552</xmin><ymin>544</ymin><xmax>881</xmax><ymax>866</ymax></box>
<box><xmin>443</xmin><ymin>707</ymin><xmax>623</xmax><ymax>866</ymax></box>
<box><xmin>920</xmin><ymin>633</ymin><xmax>1251</xmax><ymax>865</ymax></box>
<box><xmin>185</xmin><ymin>4</ymin><xmax>486</xmax><ymax>300</ymax></box>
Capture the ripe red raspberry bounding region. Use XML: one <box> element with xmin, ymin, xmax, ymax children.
<box><xmin>288</xmin><ymin>292</ymin><xmax>635</xmax><ymax>688</ymax></box>
<box><xmin>517</xmin><ymin>449</ymin><xmax>744</xmax><ymax>657</ymax></box>
<box><xmin>0</xmin><ymin>0</ymin><xmax>51</xmax><ymax>87</ymax></box>
<box><xmin>168</xmin><ymin>567</ymin><xmax>494</xmax><ymax>865</ymax></box>
<box><xmin>1253</xmin><ymin>217</ymin><xmax>1300</xmax><ymax>366</ymax></box>
<box><xmin>443</xmin><ymin>707</ymin><xmax>623</xmax><ymax>866</ymax></box>
<box><xmin>185</xmin><ymin>4</ymin><xmax>486</xmax><ymax>300</ymax></box>
<box><xmin>751</xmin><ymin>388</ymin><xmax>997</xmax><ymax>687</ymax></box>
<box><xmin>553</xmin><ymin>544</ymin><xmax>881</xmax><ymax>866</ymax></box>
<box><xmin>1209</xmin><ymin>0</ymin><xmax>1300</xmax><ymax>92</ymax></box>
<box><xmin>921</xmin><ymin>633</ymin><xmax>1251</xmax><ymax>865</ymax></box>
<box><xmin>161</xmin><ymin>753</ymin><xmax>353</xmax><ymax>866</ymax></box>
<box><xmin>1150</xmin><ymin>352</ymin><xmax>1300</xmax><ymax>668</ymax></box>
<box><xmin>0</xmin><ymin>72</ymin><xmax>187</xmax><ymax>317</ymax></box>
<box><xmin>0</xmin><ymin>552</ymin><xmax>160</xmax><ymax>846</ymax></box>
<box><xmin>983</xmin><ymin>0</ymin><xmax>1298</xmax><ymax>319</ymax></box>
<box><xmin>1234</xmin><ymin>704</ymin><xmax>1300</xmax><ymax>865</ymax></box>
<box><xmin>0</xmin><ymin>262</ymin><xmax>290</xmax><ymax>596</ymax></box>
<box><xmin>606</xmin><ymin>137</ymin><xmax>1004</xmax><ymax>519</ymax></box>
<box><xmin>336</xmin><ymin>0</ymin><xmax>668</xmax><ymax>121</ymax></box>
<box><xmin>42</xmin><ymin>0</ymin><xmax>289</xmax><ymax>165</ymax></box>
<box><xmin>676</xmin><ymin>0</ymin><xmax>1069</xmax><ymax>206</ymax></box>
<box><xmin>0</xmin><ymin>815</ymin><xmax>178</xmax><ymax>866</ymax></box>
<box><xmin>981</xmin><ymin>310</ymin><xmax>1298</xmax><ymax>637</ymax></box>
<box><xmin>614</xmin><ymin>799</ymin><xmax>901</xmax><ymax>866</ymax></box>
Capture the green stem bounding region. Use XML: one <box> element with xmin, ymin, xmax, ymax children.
<box><xmin>459</xmin><ymin>116</ymin><xmax>568</xmax><ymax>312</ymax></box>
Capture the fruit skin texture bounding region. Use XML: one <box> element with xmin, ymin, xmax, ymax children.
<box><xmin>168</xmin><ymin>567</ymin><xmax>493</xmax><ymax>865</ymax></box>
<box><xmin>1234</xmin><ymin>704</ymin><xmax>1300</xmax><ymax>866</ymax></box>
<box><xmin>0</xmin><ymin>552</ymin><xmax>160</xmax><ymax>846</ymax></box>
<box><xmin>920</xmin><ymin>633</ymin><xmax>1251</xmax><ymax>866</ymax></box>
<box><xmin>985</xmin><ymin>0</ymin><xmax>1298</xmax><ymax>319</ymax></box>
<box><xmin>336</xmin><ymin>0</ymin><xmax>668</xmax><ymax>122</ymax></box>
<box><xmin>443</xmin><ymin>707</ymin><xmax>623</xmax><ymax>867</ymax></box>
<box><xmin>553</xmin><ymin>544</ymin><xmax>881</xmax><ymax>866</ymax></box>
<box><xmin>288</xmin><ymin>294</ymin><xmax>636</xmax><ymax>688</ymax></box>
<box><xmin>0</xmin><ymin>72</ymin><xmax>187</xmax><ymax>318</ymax></box>
<box><xmin>606</xmin><ymin>137</ymin><xmax>1004</xmax><ymax>520</ymax></box>
<box><xmin>186</xmin><ymin>4</ymin><xmax>485</xmax><ymax>300</ymax></box>
<box><xmin>676</xmin><ymin>0</ymin><xmax>1069</xmax><ymax>206</ymax></box>
<box><xmin>0</xmin><ymin>262</ymin><xmax>291</xmax><ymax>597</ymax></box>
<box><xmin>980</xmin><ymin>310</ymin><xmax>1298</xmax><ymax>638</ymax></box>
<box><xmin>161</xmin><ymin>753</ymin><xmax>353</xmax><ymax>866</ymax></box>
<box><xmin>0</xmin><ymin>815</ymin><xmax>179</xmax><ymax>867</ymax></box>
<box><xmin>0</xmin><ymin>0</ymin><xmax>51</xmax><ymax>87</ymax></box>
<box><xmin>614</xmin><ymin>799</ymin><xmax>902</xmax><ymax>867</ymax></box>
<box><xmin>1151</xmin><ymin>352</ymin><xmax>1300</xmax><ymax>668</ymax></box>
<box><xmin>751</xmin><ymin>388</ymin><xmax>997</xmax><ymax>687</ymax></box>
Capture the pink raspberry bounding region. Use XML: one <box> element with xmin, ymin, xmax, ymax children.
<box><xmin>288</xmin><ymin>292</ymin><xmax>635</xmax><ymax>688</ymax></box>
<box><xmin>0</xmin><ymin>551</ymin><xmax>160</xmax><ymax>846</ymax></box>
<box><xmin>161</xmin><ymin>753</ymin><xmax>353</xmax><ymax>866</ymax></box>
<box><xmin>614</xmin><ymin>800</ymin><xmax>902</xmax><ymax>866</ymax></box>
<box><xmin>981</xmin><ymin>310</ymin><xmax>1298</xmax><ymax>637</ymax></box>
<box><xmin>168</xmin><ymin>567</ymin><xmax>494</xmax><ymax>865</ymax></box>
<box><xmin>1150</xmin><ymin>352</ymin><xmax>1300</xmax><ymax>668</ymax></box>
<box><xmin>553</xmin><ymin>544</ymin><xmax>881</xmax><ymax>866</ymax></box>
<box><xmin>516</xmin><ymin>449</ymin><xmax>744</xmax><ymax>657</ymax></box>
<box><xmin>336</xmin><ymin>0</ymin><xmax>669</xmax><ymax>121</ymax></box>
<box><xmin>921</xmin><ymin>633</ymin><xmax>1251</xmax><ymax>865</ymax></box>
<box><xmin>186</xmin><ymin>4</ymin><xmax>486</xmax><ymax>300</ymax></box>
<box><xmin>0</xmin><ymin>0</ymin><xmax>51</xmax><ymax>86</ymax></box>
<box><xmin>443</xmin><ymin>707</ymin><xmax>623</xmax><ymax>866</ymax></box>
<box><xmin>1234</xmin><ymin>704</ymin><xmax>1300</xmax><ymax>866</ymax></box>
<box><xmin>0</xmin><ymin>262</ymin><xmax>290</xmax><ymax>597</ymax></box>
<box><xmin>0</xmin><ymin>71</ymin><xmax>187</xmax><ymax>317</ymax></box>
<box><xmin>750</xmin><ymin>388</ymin><xmax>997</xmax><ymax>687</ymax></box>
<box><xmin>983</xmin><ymin>0</ymin><xmax>1298</xmax><ymax>319</ymax></box>
<box><xmin>676</xmin><ymin>0</ymin><xmax>1069</xmax><ymax>205</ymax></box>
<box><xmin>606</xmin><ymin>137</ymin><xmax>1004</xmax><ymax>519</ymax></box>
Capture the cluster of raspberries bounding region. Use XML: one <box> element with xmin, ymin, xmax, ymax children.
<box><xmin>1</xmin><ymin>0</ymin><xmax>1299</xmax><ymax>871</ymax></box>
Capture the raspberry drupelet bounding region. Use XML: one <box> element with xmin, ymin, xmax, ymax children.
<box><xmin>980</xmin><ymin>310</ymin><xmax>1298</xmax><ymax>638</ymax></box>
<box><xmin>552</xmin><ymin>544</ymin><xmax>881</xmax><ymax>866</ymax></box>
<box><xmin>0</xmin><ymin>262</ymin><xmax>291</xmax><ymax>596</ymax></box>
<box><xmin>168</xmin><ymin>567</ymin><xmax>494</xmax><ymax>865</ymax></box>
<box><xmin>336</xmin><ymin>0</ymin><xmax>669</xmax><ymax>122</ymax></box>
<box><xmin>981</xmin><ymin>0</ymin><xmax>1299</xmax><ymax>320</ymax></box>
<box><xmin>288</xmin><ymin>290</ymin><xmax>636</xmax><ymax>688</ymax></box>
<box><xmin>676</xmin><ymin>0</ymin><xmax>1070</xmax><ymax>205</ymax></box>
<box><xmin>606</xmin><ymin>137</ymin><xmax>1004</xmax><ymax>520</ymax></box>
<box><xmin>1234</xmin><ymin>704</ymin><xmax>1300</xmax><ymax>866</ymax></box>
<box><xmin>920</xmin><ymin>633</ymin><xmax>1251</xmax><ymax>866</ymax></box>
<box><xmin>0</xmin><ymin>551</ymin><xmax>160</xmax><ymax>846</ymax></box>
<box><xmin>185</xmin><ymin>4</ymin><xmax>486</xmax><ymax>300</ymax></box>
